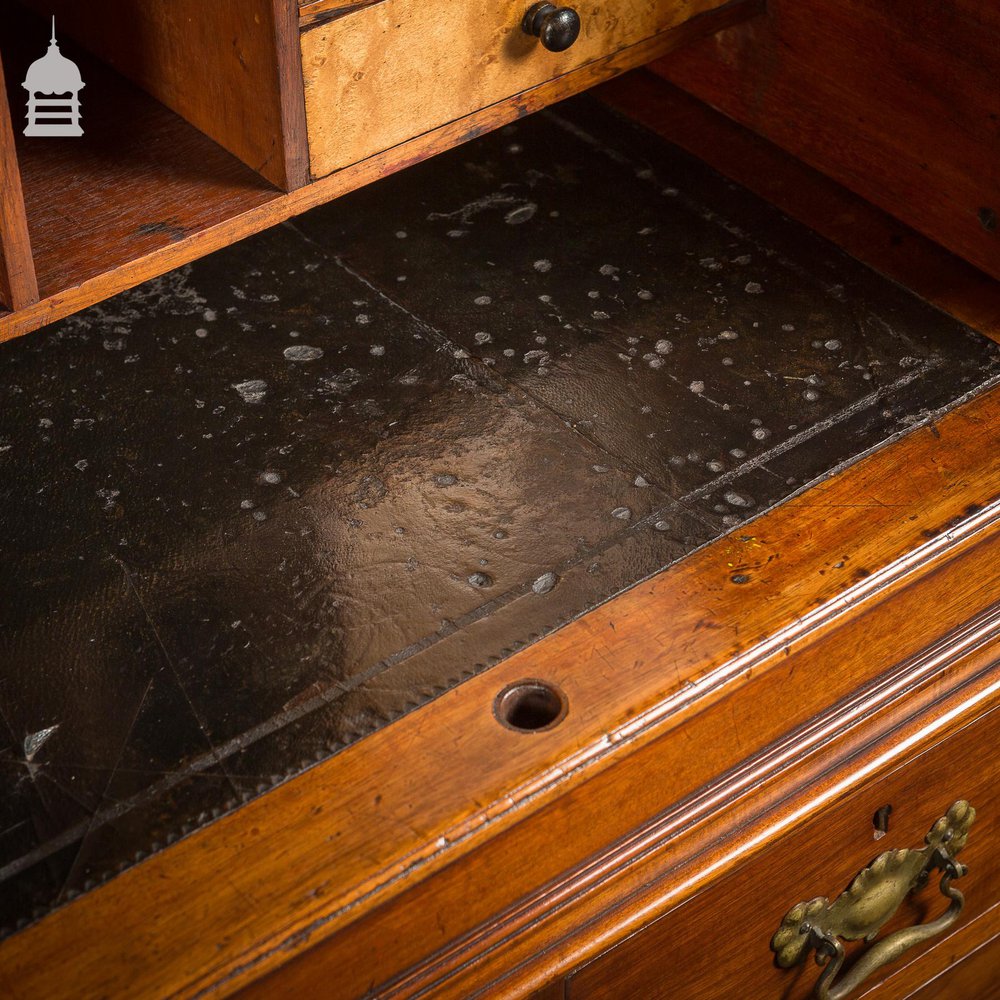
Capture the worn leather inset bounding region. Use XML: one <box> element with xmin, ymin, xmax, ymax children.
<box><xmin>0</xmin><ymin>96</ymin><xmax>997</xmax><ymax>934</ymax></box>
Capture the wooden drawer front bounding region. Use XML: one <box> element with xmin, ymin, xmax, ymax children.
<box><xmin>909</xmin><ymin>925</ymin><xmax>1000</xmax><ymax>1000</ymax></box>
<box><xmin>300</xmin><ymin>0</ymin><xmax>726</xmax><ymax>177</ymax></box>
<box><xmin>568</xmin><ymin>691</ymin><xmax>1000</xmax><ymax>1000</ymax></box>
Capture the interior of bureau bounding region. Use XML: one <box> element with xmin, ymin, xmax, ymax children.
<box><xmin>1</xmin><ymin>1</ymin><xmax>1000</xmax><ymax>996</ymax></box>
<box><xmin>0</xmin><ymin>0</ymin><xmax>758</xmax><ymax>337</ymax></box>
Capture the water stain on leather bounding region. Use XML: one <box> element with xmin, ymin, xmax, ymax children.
<box><xmin>0</xmin><ymin>95</ymin><xmax>997</xmax><ymax>934</ymax></box>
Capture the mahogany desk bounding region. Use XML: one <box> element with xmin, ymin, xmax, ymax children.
<box><xmin>1</xmin><ymin>2</ymin><xmax>1000</xmax><ymax>997</ymax></box>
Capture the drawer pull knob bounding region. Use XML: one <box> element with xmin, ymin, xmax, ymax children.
<box><xmin>771</xmin><ymin>800</ymin><xmax>975</xmax><ymax>999</ymax></box>
<box><xmin>522</xmin><ymin>3</ymin><xmax>581</xmax><ymax>52</ymax></box>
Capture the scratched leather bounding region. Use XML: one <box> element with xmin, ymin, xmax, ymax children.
<box><xmin>298</xmin><ymin>99</ymin><xmax>998</xmax><ymax>505</ymax></box>
<box><xmin>1</xmin><ymin>96</ymin><xmax>997</xmax><ymax>934</ymax></box>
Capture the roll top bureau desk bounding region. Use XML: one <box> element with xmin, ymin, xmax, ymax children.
<box><xmin>1</xmin><ymin>2</ymin><xmax>1000</xmax><ymax>998</ymax></box>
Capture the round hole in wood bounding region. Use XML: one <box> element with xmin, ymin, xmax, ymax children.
<box><xmin>494</xmin><ymin>679</ymin><xmax>567</xmax><ymax>733</ymax></box>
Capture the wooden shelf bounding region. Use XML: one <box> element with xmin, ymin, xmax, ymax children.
<box><xmin>0</xmin><ymin>0</ymin><xmax>762</xmax><ymax>342</ymax></box>
<box><xmin>1</xmin><ymin>7</ymin><xmax>280</xmax><ymax>304</ymax></box>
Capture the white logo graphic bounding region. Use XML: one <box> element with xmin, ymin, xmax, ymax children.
<box><xmin>22</xmin><ymin>17</ymin><xmax>84</xmax><ymax>137</ymax></box>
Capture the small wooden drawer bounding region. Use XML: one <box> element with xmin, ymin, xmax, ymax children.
<box><xmin>299</xmin><ymin>0</ymin><xmax>730</xmax><ymax>178</ymax></box>
<box><xmin>567</xmin><ymin>691</ymin><xmax>1000</xmax><ymax>999</ymax></box>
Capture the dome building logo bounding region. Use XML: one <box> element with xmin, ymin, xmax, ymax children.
<box><xmin>22</xmin><ymin>17</ymin><xmax>84</xmax><ymax>137</ymax></box>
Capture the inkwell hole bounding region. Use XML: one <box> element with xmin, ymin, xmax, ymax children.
<box><xmin>494</xmin><ymin>680</ymin><xmax>567</xmax><ymax>732</ymax></box>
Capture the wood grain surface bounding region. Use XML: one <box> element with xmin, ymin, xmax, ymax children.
<box><xmin>300</xmin><ymin>0</ymin><xmax>733</xmax><ymax>177</ymax></box>
<box><xmin>653</xmin><ymin>0</ymin><xmax>1000</xmax><ymax>281</ymax></box>
<box><xmin>299</xmin><ymin>0</ymin><xmax>386</xmax><ymax>29</ymax></box>
<box><xmin>243</xmin><ymin>515</ymin><xmax>1000</xmax><ymax>998</ymax></box>
<box><xmin>568</xmin><ymin>685</ymin><xmax>1000</xmax><ymax>999</ymax></box>
<box><xmin>1</xmin><ymin>370</ymin><xmax>998</xmax><ymax>997</ymax></box>
<box><xmin>904</xmin><ymin>915</ymin><xmax>1000</xmax><ymax>1000</ymax></box>
<box><xmin>2</xmin><ymin>14</ymin><xmax>999</xmax><ymax>996</ymax></box>
<box><xmin>597</xmin><ymin>71</ymin><xmax>1000</xmax><ymax>346</ymax></box>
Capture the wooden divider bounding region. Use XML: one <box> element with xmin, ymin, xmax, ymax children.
<box><xmin>654</xmin><ymin>0</ymin><xmax>1000</xmax><ymax>282</ymax></box>
<box><xmin>18</xmin><ymin>0</ymin><xmax>309</xmax><ymax>192</ymax></box>
<box><xmin>0</xmin><ymin>49</ymin><xmax>38</xmax><ymax>312</ymax></box>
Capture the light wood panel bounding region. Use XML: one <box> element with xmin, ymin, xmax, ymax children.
<box><xmin>654</xmin><ymin>0</ymin><xmax>1000</xmax><ymax>281</ymax></box>
<box><xmin>300</xmin><ymin>0</ymin><xmax>384</xmax><ymax>29</ymax></box>
<box><xmin>300</xmin><ymin>0</ymin><xmax>733</xmax><ymax>177</ymax></box>
<box><xmin>0</xmin><ymin>49</ymin><xmax>37</xmax><ymax>311</ymax></box>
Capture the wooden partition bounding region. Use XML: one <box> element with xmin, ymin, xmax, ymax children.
<box><xmin>0</xmin><ymin>49</ymin><xmax>37</xmax><ymax>312</ymax></box>
<box><xmin>19</xmin><ymin>0</ymin><xmax>309</xmax><ymax>191</ymax></box>
<box><xmin>654</xmin><ymin>0</ymin><xmax>1000</xmax><ymax>281</ymax></box>
<box><xmin>0</xmin><ymin>3</ymin><xmax>282</xmax><ymax>328</ymax></box>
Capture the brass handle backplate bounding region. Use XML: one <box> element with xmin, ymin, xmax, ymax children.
<box><xmin>771</xmin><ymin>800</ymin><xmax>975</xmax><ymax>1000</ymax></box>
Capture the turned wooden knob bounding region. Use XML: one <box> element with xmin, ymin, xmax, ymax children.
<box><xmin>522</xmin><ymin>2</ymin><xmax>581</xmax><ymax>52</ymax></box>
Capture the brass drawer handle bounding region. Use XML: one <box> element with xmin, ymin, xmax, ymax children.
<box><xmin>771</xmin><ymin>801</ymin><xmax>975</xmax><ymax>1000</ymax></box>
<box><xmin>522</xmin><ymin>3</ymin><xmax>581</xmax><ymax>52</ymax></box>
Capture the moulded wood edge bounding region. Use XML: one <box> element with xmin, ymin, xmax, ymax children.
<box><xmin>4</xmin><ymin>387</ymin><xmax>1000</xmax><ymax>1000</ymax></box>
